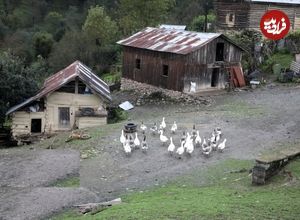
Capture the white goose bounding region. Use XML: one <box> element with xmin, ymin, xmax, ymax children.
<box><xmin>218</xmin><ymin>139</ymin><xmax>227</xmax><ymax>152</ymax></box>
<box><xmin>201</xmin><ymin>138</ymin><xmax>208</xmax><ymax>151</ymax></box>
<box><xmin>186</xmin><ymin>140</ymin><xmax>194</xmax><ymax>156</ymax></box>
<box><xmin>211</xmin><ymin>141</ymin><xmax>217</xmax><ymax>151</ymax></box>
<box><xmin>215</xmin><ymin>134</ymin><xmax>220</xmax><ymax>143</ymax></box>
<box><xmin>123</xmin><ymin>139</ymin><xmax>131</xmax><ymax>156</ymax></box>
<box><xmin>160</xmin><ymin>117</ymin><xmax>166</xmax><ymax>130</ymax></box>
<box><xmin>176</xmin><ymin>141</ymin><xmax>185</xmax><ymax>159</ymax></box>
<box><xmin>203</xmin><ymin>145</ymin><xmax>212</xmax><ymax>157</ymax></box>
<box><xmin>167</xmin><ymin>137</ymin><xmax>176</xmax><ymax>155</ymax></box>
<box><xmin>171</xmin><ymin>121</ymin><xmax>177</xmax><ymax>134</ymax></box>
<box><xmin>120</xmin><ymin>130</ymin><xmax>126</xmax><ymax>144</ymax></box>
<box><xmin>215</xmin><ymin>127</ymin><xmax>222</xmax><ymax>137</ymax></box>
<box><xmin>184</xmin><ymin>132</ymin><xmax>192</xmax><ymax>151</ymax></box>
<box><xmin>134</xmin><ymin>132</ymin><xmax>140</xmax><ymax>148</ymax></box>
<box><xmin>150</xmin><ymin>122</ymin><xmax>158</xmax><ymax>135</ymax></box>
<box><xmin>141</xmin><ymin>135</ymin><xmax>148</xmax><ymax>153</ymax></box>
<box><xmin>128</xmin><ymin>134</ymin><xmax>135</xmax><ymax>150</ymax></box>
<box><xmin>192</xmin><ymin>124</ymin><xmax>197</xmax><ymax>141</ymax></box>
<box><xmin>140</xmin><ymin>122</ymin><xmax>147</xmax><ymax>133</ymax></box>
<box><xmin>181</xmin><ymin>131</ymin><xmax>187</xmax><ymax>144</ymax></box>
<box><xmin>195</xmin><ymin>130</ymin><xmax>202</xmax><ymax>146</ymax></box>
<box><xmin>159</xmin><ymin>130</ymin><xmax>168</xmax><ymax>146</ymax></box>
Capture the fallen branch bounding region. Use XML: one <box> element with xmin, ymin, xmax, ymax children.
<box><xmin>74</xmin><ymin>198</ymin><xmax>122</xmax><ymax>215</ymax></box>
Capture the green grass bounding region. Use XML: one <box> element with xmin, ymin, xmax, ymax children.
<box><xmin>52</xmin><ymin>158</ymin><xmax>300</xmax><ymax>220</ymax></box>
<box><xmin>261</xmin><ymin>51</ymin><xmax>294</xmax><ymax>74</ymax></box>
<box><xmin>35</xmin><ymin>123</ymin><xmax>121</xmax><ymax>159</ymax></box>
<box><xmin>215</xmin><ymin>100</ymin><xmax>265</xmax><ymax>118</ymax></box>
<box><xmin>50</xmin><ymin>176</ymin><xmax>80</xmax><ymax>187</ymax></box>
<box><xmin>102</xmin><ymin>73</ymin><xmax>121</xmax><ymax>84</ymax></box>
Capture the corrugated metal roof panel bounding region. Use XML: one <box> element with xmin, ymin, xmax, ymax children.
<box><xmin>6</xmin><ymin>61</ymin><xmax>111</xmax><ymax>115</ymax></box>
<box><xmin>251</xmin><ymin>0</ymin><xmax>300</xmax><ymax>4</ymax></box>
<box><xmin>117</xmin><ymin>27</ymin><xmax>223</xmax><ymax>55</ymax></box>
<box><xmin>159</xmin><ymin>24</ymin><xmax>187</xmax><ymax>30</ymax></box>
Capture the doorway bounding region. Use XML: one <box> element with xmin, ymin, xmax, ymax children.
<box><xmin>59</xmin><ymin>107</ymin><xmax>70</xmax><ymax>128</ymax></box>
<box><xmin>31</xmin><ymin>119</ymin><xmax>42</xmax><ymax>133</ymax></box>
<box><xmin>211</xmin><ymin>68</ymin><xmax>219</xmax><ymax>87</ymax></box>
<box><xmin>216</xmin><ymin>43</ymin><xmax>224</xmax><ymax>61</ymax></box>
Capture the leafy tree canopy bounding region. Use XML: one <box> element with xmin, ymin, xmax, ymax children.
<box><xmin>82</xmin><ymin>5</ymin><xmax>119</xmax><ymax>46</ymax></box>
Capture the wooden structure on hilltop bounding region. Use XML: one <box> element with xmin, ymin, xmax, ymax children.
<box><xmin>117</xmin><ymin>27</ymin><xmax>245</xmax><ymax>93</ymax></box>
<box><xmin>215</xmin><ymin>0</ymin><xmax>300</xmax><ymax>32</ymax></box>
<box><xmin>6</xmin><ymin>61</ymin><xmax>111</xmax><ymax>141</ymax></box>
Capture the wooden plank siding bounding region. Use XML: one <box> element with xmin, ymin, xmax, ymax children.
<box><xmin>11</xmin><ymin>112</ymin><xmax>46</xmax><ymax>137</ymax></box>
<box><xmin>122</xmin><ymin>36</ymin><xmax>243</xmax><ymax>93</ymax></box>
<box><xmin>215</xmin><ymin>0</ymin><xmax>300</xmax><ymax>32</ymax></box>
<box><xmin>215</xmin><ymin>0</ymin><xmax>251</xmax><ymax>32</ymax></box>
<box><xmin>183</xmin><ymin>38</ymin><xmax>242</xmax><ymax>92</ymax></box>
<box><xmin>122</xmin><ymin>47</ymin><xmax>185</xmax><ymax>91</ymax></box>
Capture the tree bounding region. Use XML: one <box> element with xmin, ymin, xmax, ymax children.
<box><xmin>189</xmin><ymin>12</ymin><xmax>216</xmax><ymax>32</ymax></box>
<box><xmin>44</xmin><ymin>11</ymin><xmax>65</xmax><ymax>41</ymax></box>
<box><xmin>118</xmin><ymin>0</ymin><xmax>175</xmax><ymax>36</ymax></box>
<box><xmin>82</xmin><ymin>5</ymin><xmax>119</xmax><ymax>46</ymax></box>
<box><xmin>0</xmin><ymin>51</ymin><xmax>40</xmax><ymax>125</ymax></box>
<box><xmin>168</xmin><ymin>0</ymin><xmax>214</xmax><ymax>25</ymax></box>
<box><xmin>33</xmin><ymin>31</ymin><xmax>54</xmax><ymax>58</ymax></box>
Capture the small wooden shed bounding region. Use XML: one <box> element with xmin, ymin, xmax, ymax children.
<box><xmin>215</xmin><ymin>0</ymin><xmax>300</xmax><ymax>32</ymax></box>
<box><xmin>6</xmin><ymin>61</ymin><xmax>111</xmax><ymax>140</ymax></box>
<box><xmin>117</xmin><ymin>27</ymin><xmax>245</xmax><ymax>93</ymax></box>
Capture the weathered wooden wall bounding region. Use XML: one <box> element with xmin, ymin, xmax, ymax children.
<box><xmin>215</xmin><ymin>0</ymin><xmax>251</xmax><ymax>32</ymax></box>
<box><xmin>215</xmin><ymin>0</ymin><xmax>300</xmax><ymax>32</ymax></box>
<box><xmin>45</xmin><ymin>92</ymin><xmax>104</xmax><ymax>132</ymax></box>
<box><xmin>249</xmin><ymin>3</ymin><xmax>300</xmax><ymax>31</ymax></box>
<box><xmin>183</xmin><ymin>37</ymin><xmax>242</xmax><ymax>92</ymax></box>
<box><xmin>77</xmin><ymin>117</ymin><xmax>107</xmax><ymax>129</ymax></box>
<box><xmin>11</xmin><ymin>112</ymin><xmax>45</xmax><ymax>138</ymax></box>
<box><xmin>122</xmin><ymin>36</ymin><xmax>243</xmax><ymax>93</ymax></box>
<box><xmin>122</xmin><ymin>47</ymin><xmax>185</xmax><ymax>91</ymax></box>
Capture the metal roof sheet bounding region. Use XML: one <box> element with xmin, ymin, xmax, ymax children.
<box><xmin>159</xmin><ymin>24</ymin><xmax>187</xmax><ymax>30</ymax></box>
<box><xmin>117</xmin><ymin>27</ymin><xmax>244</xmax><ymax>55</ymax></box>
<box><xmin>251</xmin><ymin>0</ymin><xmax>300</xmax><ymax>4</ymax></box>
<box><xmin>117</xmin><ymin>27</ymin><xmax>224</xmax><ymax>55</ymax></box>
<box><xmin>6</xmin><ymin>61</ymin><xmax>111</xmax><ymax>115</ymax></box>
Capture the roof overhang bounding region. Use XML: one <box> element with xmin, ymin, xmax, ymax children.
<box><xmin>6</xmin><ymin>61</ymin><xmax>112</xmax><ymax>115</ymax></box>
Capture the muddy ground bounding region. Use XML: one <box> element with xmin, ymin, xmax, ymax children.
<box><xmin>1</xmin><ymin>84</ymin><xmax>300</xmax><ymax>220</ymax></box>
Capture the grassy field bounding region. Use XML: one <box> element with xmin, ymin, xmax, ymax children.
<box><xmin>49</xmin><ymin>176</ymin><xmax>80</xmax><ymax>188</ymax></box>
<box><xmin>52</xmin><ymin>158</ymin><xmax>300</xmax><ymax>220</ymax></box>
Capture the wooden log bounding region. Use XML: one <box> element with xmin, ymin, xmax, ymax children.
<box><xmin>74</xmin><ymin>198</ymin><xmax>122</xmax><ymax>215</ymax></box>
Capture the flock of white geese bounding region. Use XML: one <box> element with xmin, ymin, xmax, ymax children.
<box><xmin>120</xmin><ymin>117</ymin><xmax>227</xmax><ymax>158</ymax></box>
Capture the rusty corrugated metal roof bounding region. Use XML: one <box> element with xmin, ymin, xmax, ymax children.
<box><xmin>251</xmin><ymin>0</ymin><xmax>300</xmax><ymax>4</ymax></box>
<box><xmin>6</xmin><ymin>61</ymin><xmax>111</xmax><ymax>115</ymax></box>
<box><xmin>117</xmin><ymin>27</ymin><xmax>228</xmax><ymax>55</ymax></box>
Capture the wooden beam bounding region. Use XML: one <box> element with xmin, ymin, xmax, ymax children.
<box><xmin>75</xmin><ymin>77</ymin><xmax>79</xmax><ymax>94</ymax></box>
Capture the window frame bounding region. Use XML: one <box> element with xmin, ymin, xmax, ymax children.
<box><xmin>162</xmin><ymin>64</ymin><xmax>169</xmax><ymax>77</ymax></box>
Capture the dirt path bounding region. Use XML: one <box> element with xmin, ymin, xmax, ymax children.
<box><xmin>1</xmin><ymin>85</ymin><xmax>300</xmax><ymax>219</ymax></box>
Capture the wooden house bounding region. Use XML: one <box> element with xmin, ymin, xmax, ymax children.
<box><xmin>215</xmin><ymin>0</ymin><xmax>300</xmax><ymax>32</ymax></box>
<box><xmin>117</xmin><ymin>27</ymin><xmax>245</xmax><ymax>93</ymax></box>
<box><xmin>6</xmin><ymin>61</ymin><xmax>111</xmax><ymax>140</ymax></box>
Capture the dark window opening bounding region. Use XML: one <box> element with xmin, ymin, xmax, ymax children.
<box><xmin>57</xmin><ymin>81</ymin><xmax>75</xmax><ymax>93</ymax></box>
<box><xmin>229</xmin><ymin>13</ymin><xmax>234</xmax><ymax>22</ymax></box>
<box><xmin>216</xmin><ymin>43</ymin><xmax>224</xmax><ymax>61</ymax></box>
<box><xmin>135</xmin><ymin>59</ymin><xmax>141</xmax><ymax>69</ymax></box>
<box><xmin>211</xmin><ymin>69</ymin><xmax>219</xmax><ymax>87</ymax></box>
<box><xmin>162</xmin><ymin>65</ymin><xmax>169</xmax><ymax>77</ymax></box>
<box><xmin>31</xmin><ymin>119</ymin><xmax>42</xmax><ymax>133</ymax></box>
<box><xmin>56</xmin><ymin>80</ymin><xmax>93</xmax><ymax>94</ymax></box>
<box><xmin>59</xmin><ymin>107</ymin><xmax>70</xmax><ymax>128</ymax></box>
